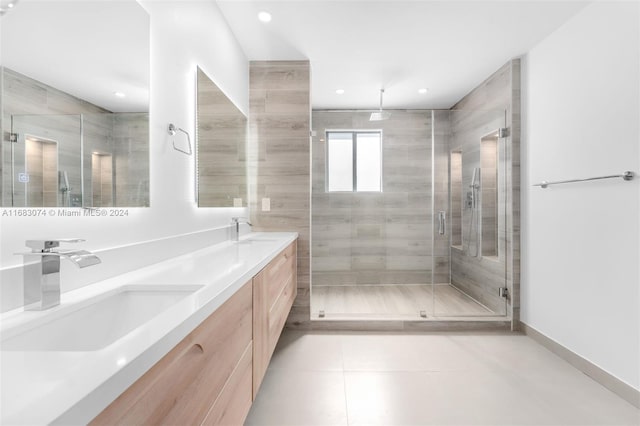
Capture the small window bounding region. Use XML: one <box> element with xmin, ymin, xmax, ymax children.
<box><xmin>326</xmin><ymin>131</ymin><xmax>382</xmax><ymax>192</ymax></box>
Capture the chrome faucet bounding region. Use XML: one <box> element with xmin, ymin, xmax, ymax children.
<box><xmin>16</xmin><ymin>239</ymin><xmax>101</xmax><ymax>310</ymax></box>
<box><xmin>231</xmin><ymin>217</ymin><xmax>252</xmax><ymax>242</ymax></box>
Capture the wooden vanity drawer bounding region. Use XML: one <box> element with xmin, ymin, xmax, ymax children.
<box><xmin>253</xmin><ymin>240</ymin><xmax>297</xmax><ymax>397</ymax></box>
<box><xmin>91</xmin><ymin>281</ymin><xmax>253</xmax><ymax>426</ymax></box>
<box><xmin>202</xmin><ymin>341</ymin><xmax>253</xmax><ymax>425</ymax></box>
<box><xmin>267</xmin><ymin>272</ymin><xmax>296</xmax><ymax>354</ymax></box>
<box><xmin>265</xmin><ymin>243</ymin><xmax>296</xmax><ymax>307</ymax></box>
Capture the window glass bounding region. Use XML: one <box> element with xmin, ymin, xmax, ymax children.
<box><xmin>356</xmin><ymin>133</ymin><xmax>381</xmax><ymax>191</ymax></box>
<box><xmin>327</xmin><ymin>131</ymin><xmax>382</xmax><ymax>193</ymax></box>
<box><xmin>327</xmin><ymin>132</ymin><xmax>353</xmax><ymax>192</ymax></box>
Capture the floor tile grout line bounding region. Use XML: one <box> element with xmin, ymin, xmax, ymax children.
<box><xmin>342</xmin><ymin>369</ymin><xmax>351</xmax><ymax>426</ymax></box>
<box><xmin>339</xmin><ymin>334</ymin><xmax>352</xmax><ymax>426</ymax></box>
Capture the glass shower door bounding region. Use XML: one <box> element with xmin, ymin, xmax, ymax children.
<box><xmin>310</xmin><ymin>110</ymin><xmax>434</xmax><ymax>320</ymax></box>
<box><xmin>432</xmin><ymin>108</ymin><xmax>509</xmax><ymax>318</ymax></box>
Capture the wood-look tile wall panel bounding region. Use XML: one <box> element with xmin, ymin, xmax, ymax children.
<box><xmin>248</xmin><ymin>61</ymin><xmax>311</xmax><ymax>327</ymax></box>
<box><xmin>311</xmin><ymin>111</ymin><xmax>438</xmax><ymax>309</ymax></box>
<box><xmin>112</xmin><ymin>113</ymin><xmax>149</xmax><ymax>207</ymax></box>
<box><xmin>84</xmin><ymin>113</ymin><xmax>117</xmax><ymax>207</ymax></box>
<box><xmin>118</xmin><ymin>115</ymin><xmax>149</xmax><ymax>207</ymax></box>
<box><xmin>197</xmin><ymin>68</ymin><xmax>247</xmax><ymax>207</ymax></box>
<box><xmin>448</xmin><ymin>59</ymin><xmax>520</xmax><ymax>326</ymax></box>
<box><xmin>433</xmin><ymin>110</ymin><xmax>452</xmax><ymax>284</ymax></box>
<box><xmin>510</xmin><ymin>62</ymin><xmax>521</xmax><ymax>327</ymax></box>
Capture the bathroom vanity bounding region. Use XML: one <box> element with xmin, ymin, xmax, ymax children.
<box><xmin>0</xmin><ymin>232</ymin><xmax>297</xmax><ymax>425</ymax></box>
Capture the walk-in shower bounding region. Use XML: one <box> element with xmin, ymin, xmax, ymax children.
<box><xmin>310</xmin><ymin>107</ymin><xmax>514</xmax><ymax>322</ymax></box>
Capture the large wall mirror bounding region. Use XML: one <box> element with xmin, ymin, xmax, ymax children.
<box><xmin>1</xmin><ymin>0</ymin><xmax>150</xmax><ymax>207</ymax></box>
<box><xmin>196</xmin><ymin>67</ymin><xmax>248</xmax><ymax>207</ymax></box>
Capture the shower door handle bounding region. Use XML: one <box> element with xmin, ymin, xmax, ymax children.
<box><xmin>438</xmin><ymin>211</ymin><xmax>446</xmax><ymax>235</ymax></box>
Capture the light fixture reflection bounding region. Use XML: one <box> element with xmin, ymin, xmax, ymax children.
<box><xmin>258</xmin><ymin>11</ymin><xmax>272</xmax><ymax>22</ymax></box>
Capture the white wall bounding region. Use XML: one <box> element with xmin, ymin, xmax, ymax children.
<box><xmin>0</xmin><ymin>1</ymin><xmax>249</xmax><ymax>267</ymax></box>
<box><xmin>521</xmin><ymin>1</ymin><xmax>640</xmax><ymax>390</ymax></box>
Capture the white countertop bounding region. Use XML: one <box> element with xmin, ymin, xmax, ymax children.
<box><xmin>0</xmin><ymin>232</ymin><xmax>297</xmax><ymax>425</ymax></box>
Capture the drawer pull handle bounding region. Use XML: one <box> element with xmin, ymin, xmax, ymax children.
<box><xmin>193</xmin><ymin>343</ymin><xmax>204</xmax><ymax>353</ymax></box>
<box><xmin>273</xmin><ymin>256</ymin><xmax>287</xmax><ymax>269</ymax></box>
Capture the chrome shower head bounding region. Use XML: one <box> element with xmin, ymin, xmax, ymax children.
<box><xmin>369</xmin><ymin>111</ymin><xmax>392</xmax><ymax>121</ymax></box>
<box><xmin>370</xmin><ymin>88</ymin><xmax>391</xmax><ymax>121</ymax></box>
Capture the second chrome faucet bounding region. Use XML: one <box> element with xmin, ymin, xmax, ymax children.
<box><xmin>231</xmin><ymin>217</ymin><xmax>252</xmax><ymax>242</ymax></box>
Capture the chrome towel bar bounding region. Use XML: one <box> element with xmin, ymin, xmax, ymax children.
<box><xmin>533</xmin><ymin>171</ymin><xmax>634</xmax><ymax>188</ymax></box>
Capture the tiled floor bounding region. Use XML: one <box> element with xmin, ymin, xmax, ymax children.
<box><xmin>246</xmin><ymin>331</ymin><xmax>640</xmax><ymax>426</ymax></box>
<box><xmin>311</xmin><ymin>284</ymin><xmax>495</xmax><ymax>320</ymax></box>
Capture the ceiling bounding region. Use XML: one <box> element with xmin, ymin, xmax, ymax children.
<box><xmin>1</xmin><ymin>0</ymin><xmax>149</xmax><ymax>113</ymax></box>
<box><xmin>217</xmin><ymin>0</ymin><xmax>589</xmax><ymax>110</ymax></box>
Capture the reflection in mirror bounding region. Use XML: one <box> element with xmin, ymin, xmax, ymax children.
<box><xmin>196</xmin><ymin>67</ymin><xmax>248</xmax><ymax>207</ymax></box>
<box><xmin>1</xmin><ymin>0</ymin><xmax>150</xmax><ymax>207</ymax></box>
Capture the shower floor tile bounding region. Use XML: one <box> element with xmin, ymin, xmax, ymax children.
<box><xmin>311</xmin><ymin>284</ymin><xmax>493</xmax><ymax>319</ymax></box>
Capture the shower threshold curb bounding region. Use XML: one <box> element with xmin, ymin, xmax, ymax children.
<box><xmin>288</xmin><ymin>317</ymin><xmax>513</xmax><ymax>332</ymax></box>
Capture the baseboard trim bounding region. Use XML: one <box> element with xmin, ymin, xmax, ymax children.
<box><xmin>520</xmin><ymin>322</ymin><xmax>640</xmax><ymax>409</ymax></box>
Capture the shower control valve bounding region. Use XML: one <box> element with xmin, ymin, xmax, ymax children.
<box><xmin>466</xmin><ymin>191</ymin><xmax>474</xmax><ymax>209</ymax></box>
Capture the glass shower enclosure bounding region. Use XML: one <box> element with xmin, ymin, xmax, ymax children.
<box><xmin>310</xmin><ymin>108</ymin><xmax>511</xmax><ymax>321</ymax></box>
<box><xmin>4</xmin><ymin>113</ymin><xmax>150</xmax><ymax>208</ymax></box>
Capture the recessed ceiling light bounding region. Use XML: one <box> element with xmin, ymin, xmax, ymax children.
<box><xmin>113</xmin><ymin>91</ymin><xmax>126</xmax><ymax>98</ymax></box>
<box><xmin>8</xmin><ymin>3</ymin><xmax>14</xmax><ymax>8</ymax></box>
<box><xmin>335</xmin><ymin>89</ymin><xmax>345</xmax><ymax>95</ymax></box>
<box><xmin>258</xmin><ymin>11</ymin><xmax>272</xmax><ymax>23</ymax></box>
<box><xmin>418</xmin><ymin>88</ymin><xmax>428</xmax><ymax>94</ymax></box>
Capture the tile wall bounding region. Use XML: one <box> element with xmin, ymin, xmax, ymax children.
<box><xmin>196</xmin><ymin>67</ymin><xmax>247</xmax><ymax>207</ymax></box>
<box><xmin>449</xmin><ymin>59</ymin><xmax>520</xmax><ymax>322</ymax></box>
<box><xmin>248</xmin><ymin>61</ymin><xmax>311</xmax><ymax>327</ymax></box>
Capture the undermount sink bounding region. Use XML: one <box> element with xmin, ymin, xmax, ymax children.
<box><xmin>1</xmin><ymin>285</ymin><xmax>202</xmax><ymax>352</ymax></box>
